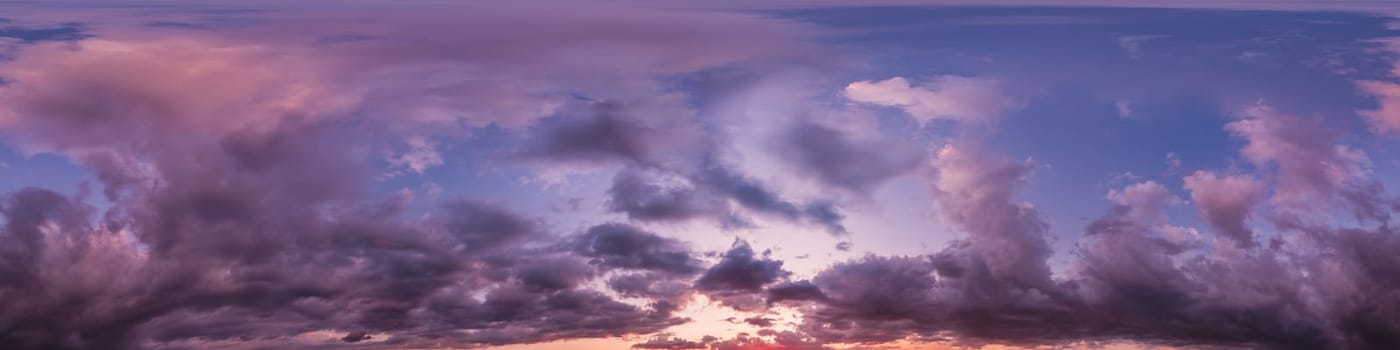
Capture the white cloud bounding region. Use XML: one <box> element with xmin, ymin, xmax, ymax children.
<box><xmin>843</xmin><ymin>75</ymin><xmax>1020</xmax><ymax>124</ymax></box>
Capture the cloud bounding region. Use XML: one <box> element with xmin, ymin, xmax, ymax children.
<box><xmin>632</xmin><ymin>335</ymin><xmax>712</xmax><ymax>349</ymax></box>
<box><xmin>520</xmin><ymin>102</ymin><xmax>669</xmax><ymax>165</ymax></box>
<box><xmin>1355</xmin><ymin>39</ymin><xmax>1400</xmax><ymax>135</ymax></box>
<box><xmin>843</xmin><ymin>76</ymin><xmax>1020</xmax><ymax>124</ymax></box>
<box><xmin>1355</xmin><ymin>80</ymin><xmax>1400</xmax><ymax>134</ymax></box>
<box><xmin>708</xmin><ymin>330</ymin><xmax>830</xmax><ymax>350</ymax></box>
<box><xmin>693</xmin><ymin>160</ymin><xmax>849</xmax><ymax>235</ymax></box>
<box><xmin>771</xmin><ymin>122</ymin><xmax>1400</xmax><ymax>349</ymax></box>
<box><xmin>608</xmin><ymin>273</ymin><xmax>693</xmax><ymax>302</ymax></box>
<box><xmin>695</xmin><ymin>241</ymin><xmax>789</xmax><ymax>292</ymax></box>
<box><xmin>1182</xmin><ymin>171</ymin><xmax>1264</xmax><ymax>247</ymax></box>
<box><xmin>0</xmin><ymin>39</ymin><xmax>351</xmax><ymax>150</ymax></box>
<box><xmin>522</xmin><ymin>99</ymin><xmax>850</xmax><ymax>234</ymax></box>
<box><xmin>695</xmin><ymin>241</ymin><xmax>792</xmax><ymax>311</ymax></box>
<box><xmin>781</xmin><ymin>145</ymin><xmax>1068</xmax><ymax>346</ymax></box>
<box><xmin>387</xmin><ymin>136</ymin><xmax>444</xmax><ymax>174</ymax></box>
<box><xmin>1106</xmin><ymin>180</ymin><xmax>1181</xmax><ymax>225</ymax></box>
<box><xmin>607</xmin><ymin>167</ymin><xmax>732</xmax><ymax>223</ymax></box>
<box><xmin>927</xmin><ymin>144</ymin><xmax>1054</xmax><ymax>288</ymax></box>
<box><xmin>775</xmin><ymin>121</ymin><xmax>922</xmax><ymax>194</ymax></box>
<box><xmin>573</xmin><ymin>223</ymin><xmax>704</xmax><ymax>276</ymax></box>
<box><xmin>765</xmin><ymin>280</ymin><xmax>829</xmax><ymax>304</ymax></box>
<box><xmin>1228</xmin><ymin>105</ymin><xmax>1391</xmax><ymax>225</ymax></box>
<box><xmin>783</xmin><ymin>191</ymin><xmax>1348</xmax><ymax>349</ymax></box>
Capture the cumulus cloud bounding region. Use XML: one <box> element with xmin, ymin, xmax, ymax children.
<box><xmin>927</xmin><ymin>144</ymin><xmax>1054</xmax><ymax>288</ymax></box>
<box><xmin>1182</xmin><ymin>171</ymin><xmax>1264</xmax><ymax>246</ymax></box>
<box><xmin>766</xmin><ymin>106</ymin><xmax>1400</xmax><ymax>349</ymax></box>
<box><xmin>1228</xmin><ymin>105</ymin><xmax>1392</xmax><ymax>225</ymax></box>
<box><xmin>1106</xmin><ymin>180</ymin><xmax>1181</xmax><ymax>224</ymax></box>
<box><xmin>843</xmin><ymin>76</ymin><xmax>1020</xmax><ymax>124</ymax></box>
<box><xmin>780</xmin><ymin>181</ymin><xmax>1373</xmax><ymax>349</ymax></box>
<box><xmin>0</xmin><ymin>184</ymin><xmax>688</xmax><ymax>349</ymax></box>
<box><xmin>694</xmin><ymin>241</ymin><xmax>792</xmax><ymax>311</ymax></box>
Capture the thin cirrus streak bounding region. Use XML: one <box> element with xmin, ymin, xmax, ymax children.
<box><xmin>3</xmin><ymin>1</ymin><xmax>1400</xmax><ymax>350</ymax></box>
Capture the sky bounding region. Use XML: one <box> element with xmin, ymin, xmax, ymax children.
<box><xmin>4</xmin><ymin>1</ymin><xmax>1400</xmax><ymax>349</ymax></box>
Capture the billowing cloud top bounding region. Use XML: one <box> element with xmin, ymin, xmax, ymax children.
<box><xmin>4</xmin><ymin>1</ymin><xmax>1400</xmax><ymax>350</ymax></box>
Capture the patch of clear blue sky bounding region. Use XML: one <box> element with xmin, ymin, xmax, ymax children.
<box><xmin>0</xmin><ymin>145</ymin><xmax>92</xmax><ymax>199</ymax></box>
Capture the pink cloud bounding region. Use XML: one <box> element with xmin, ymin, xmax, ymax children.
<box><xmin>1227</xmin><ymin>105</ymin><xmax>1374</xmax><ymax>222</ymax></box>
<box><xmin>1182</xmin><ymin>171</ymin><xmax>1264</xmax><ymax>247</ymax></box>
<box><xmin>1356</xmin><ymin>80</ymin><xmax>1400</xmax><ymax>134</ymax></box>
<box><xmin>1107</xmin><ymin>180</ymin><xmax>1181</xmax><ymax>225</ymax></box>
